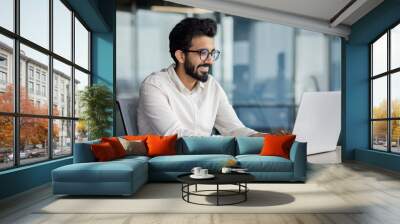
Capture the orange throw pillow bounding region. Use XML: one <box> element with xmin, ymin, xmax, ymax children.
<box><xmin>91</xmin><ymin>142</ymin><xmax>118</xmax><ymax>161</ymax></box>
<box><xmin>101</xmin><ymin>137</ymin><xmax>127</xmax><ymax>158</ymax></box>
<box><xmin>146</xmin><ymin>134</ymin><xmax>177</xmax><ymax>157</ymax></box>
<box><xmin>260</xmin><ymin>134</ymin><xmax>296</xmax><ymax>159</ymax></box>
<box><xmin>123</xmin><ymin>135</ymin><xmax>148</xmax><ymax>141</ymax></box>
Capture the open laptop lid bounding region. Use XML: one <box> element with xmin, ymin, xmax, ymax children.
<box><xmin>292</xmin><ymin>91</ymin><xmax>341</xmax><ymax>155</ymax></box>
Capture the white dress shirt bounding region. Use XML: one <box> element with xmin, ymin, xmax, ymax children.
<box><xmin>137</xmin><ymin>64</ymin><xmax>257</xmax><ymax>137</ymax></box>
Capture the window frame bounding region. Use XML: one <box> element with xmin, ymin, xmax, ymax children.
<box><xmin>370</xmin><ymin>20</ymin><xmax>400</xmax><ymax>154</ymax></box>
<box><xmin>0</xmin><ymin>0</ymin><xmax>92</xmax><ymax>171</ymax></box>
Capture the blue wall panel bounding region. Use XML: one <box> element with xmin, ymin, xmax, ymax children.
<box><xmin>344</xmin><ymin>0</ymin><xmax>400</xmax><ymax>171</ymax></box>
<box><xmin>0</xmin><ymin>158</ymin><xmax>72</xmax><ymax>199</ymax></box>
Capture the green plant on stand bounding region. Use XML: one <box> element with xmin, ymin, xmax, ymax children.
<box><xmin>79</xmin><ymin>84</ymin><xmax>113</xmax><ymax>140</ymax></box>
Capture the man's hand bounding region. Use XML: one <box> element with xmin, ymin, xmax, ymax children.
<box><xmin>249</xmin><ymin>132</ymin><xmax>267</xmax><ymax>137</ymax></box>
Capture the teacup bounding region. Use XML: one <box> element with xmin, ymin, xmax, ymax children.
<box><xmin>191</xmin><ymin>167</ymin><xmax>202</xmax><ymax>176</ymax></box>
<box><xmin>221</xmin><ymin>167</ymin><xmax>232</xmax><ymax>173</ymax></box>
<box><xmin>199</xmin><ymin>168</ymin><xmax>208</xmax><ymax>176</ymax></box>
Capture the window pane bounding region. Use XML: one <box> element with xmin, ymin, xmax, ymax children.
<box><xmin>20</xmin><ymin>44</ymin><xmax>49</xmax><ymax>115</ymax></box>
<box><xmin>53</xmin><ymin>0</ymin><xmax>72</xmax><ymax>60</ymax></box>
<box><xmin>20</xmin><ymin>0</ymin><xmax>49</xmax><ymax>49</ymax></box>
<box><xmin>0</xmin><ymin>34</ymin><xmax>14</xmax><ymax>112</ymax></box>
<box><xmin>372</xmin><ymin>33</ymin><xmax>387</xmax><ymax>76</ymax></box>
<box><xmin>75</xmin><ymin>18</ymin><xmax>89</xmax><ymax>70</ymax></box>
<box><xmin>391</xmin><ymin>24</ymin><xmax>400</xmax><ymax>70</ymax></box>
<box><xmin>75</xmin><ymin>120</ymin><xmax>88</xmax><ymax>143</ymax></box>
<box><xmin>0</xmin><ymin>116</ymin><xmax>13</xmax><ymax>170</ymax></box>
<box><xmin>20</xmin><ymin>117</ymin><xmax>49</xmax><ymax>165</ymax></box>
<box><xmin>234</xmin><ymin>106</ymin><xmax>294</xmax><ymax>133</ymax></box>
<box><xmin>391</xmin><ymin>120</ymin><xmax>400</xmax><ymax>153</ymax></box>
<box><xmin>391</xmin><ymin>72</ymin><xmax>400</xmax><ymax>118</ymax></box>
<box><xmin>53</xmin><ymin>119</ymin><xmax>72</xmax><ymax>158</ymax></box>
<box><xmin>53</xmin><ymin>59</ymin><xmax>72</xmax><ymax>117</ymax></box>
<box><xmin>372</xmin><ymin>121</ymin><xmax>388</xmax><ymax>151</ymax></box>
<box><xmin>0</xmin><ymin>0</ymin><xmax>14</xmax><ymax>31</ymax></box>
<box><xmin>74</xmin><ymin>69</ymin><xmax>89</xmax><ymax>118</ymax></box>
<box><xmin>372</xmin><ymin>77</ymin><xmax>387</xmax><ymax>119</ymax></box>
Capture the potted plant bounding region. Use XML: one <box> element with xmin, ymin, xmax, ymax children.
<box><xmin>79</xmin><ymin>84</ymin><xmax>113</xmax><ymax>140</ymax></box>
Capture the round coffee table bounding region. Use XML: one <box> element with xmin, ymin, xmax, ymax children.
<box><xmin>177</xmin><ymin>172</ymin><xmax>255</xmax><ymax>206</ymax></box>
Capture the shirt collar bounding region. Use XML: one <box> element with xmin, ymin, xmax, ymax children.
<box><xmin>168</xmin><ymin>64</ymin><xmax>205</xmax><ymax>94</ymax></box>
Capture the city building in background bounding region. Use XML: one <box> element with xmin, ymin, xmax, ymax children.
<box><xmin>0</xmin><ymin>0</ymin><xmax>90</xmax><ymax>170</ymax></box>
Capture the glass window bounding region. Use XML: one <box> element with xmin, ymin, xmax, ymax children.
<box><xmin>391</xmin><ymin>120</ymin><xmax>400</xmax><ymax>153</ymax></box>
<box><xmin>75</xmin><ymin>120</ymin><xmax>88</xmax><ymax>143</ymax></box>
<box><xmin>372</xmin><ymin>33</ymin><xmax>387</xmax><ymax>76</ymax></box>
<box><xmin>0</xmin><ymin>0</ymin><xmax>14</xmax><ymax>31</ymax></box>
<box><xmin>0</xmin><ymin>55</ymin><xmax>7</xmax><ymax>67</ymax></box>
<box><xmin>74</xmin><ymin>69</ymin><xmax>89</xmax><ymax>118</ymax></box>
<box><xmin>53</xmin><ymin>119</ymin><xmax>72</xmax><ymax>158</ymax></box>
<box><xmin>53</xmin><ymin>59</ymin><xmax>72</xmax><ymax>117</ymax></box>
<box><xmin>20</xmin><ymin>44</ymin><xmax>49</xmax><ymax>115</ymax></box>
<box><xmin>20</xmin><ymin>0</ymin><xmax>49</xmax><ymax>49</ymax></box>
<box><xmin>371</xmin><ymin>24</ymin><xmax>400</xmax><ymax>153</ymax></box>
<box><xmin>0</xmin><ymin>34</ymin><xmax>13</xmax><ymax>113</ymax></box>
<box><xmin>391</xmin><ymin>24</ymin><xmax>400</xmax><ymax>70</ymax></box>
<box><xmin>74</xmin><ymin>18</ymin><xmax>89</xmax><ymax>70</ymax></box>
<box><xmin>372</xmin><ymin>121</ymin><xmax>388</xmax><ymax>151</ymax></box>
<box><xmin>0</xmin><ymin>116</ymin><xmax>14</xmax><ymax>170</ymax></box>
<box><xmin>19</xmin><ymin>117</ymin><xmax>49</xmax><ymax>165</ymax></box>
<box><xmin>391</xmin><ymin>72</ymin><xmax>400</xmax><ymax>118</ymax></box>
<box><xmin>372</xmin><ymin>77</ymin><xmax>387</xmax><ymax>119</ymax></box>
<box><xmin>28</xmin><ymin>81</ymin><xmax>34</xmax><ymax>93</ymax></box>
<box><xmin>28</xmin><ymin>67</ymin><xmax>34</xmax><ymax>79</ymax></box>
<box><xmin>53</xmin><ymin>0</ymin><xmax>72</xmax><ymax>60</ymax></box>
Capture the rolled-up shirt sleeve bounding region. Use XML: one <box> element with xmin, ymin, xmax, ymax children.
<box><xmin>138</xmin><ymin>83</ymin><xmax>203</xmax><ymax>137</ymax></box>
<box><xmin>214</xmin><ymin>85</ymin><xmax>258</xmax><ymax>137</ymax></box>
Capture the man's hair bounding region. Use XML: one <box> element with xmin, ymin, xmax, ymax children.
<box><xmin>169</xmin><ymin>18</ymin><xmax>217</xmax><ymax>64</ymax></box>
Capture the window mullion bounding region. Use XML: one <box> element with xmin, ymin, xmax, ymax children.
<box><xmin>388</xmin><ymin>30</ymin><xmax>391</xmax><ymax>152</ymax></box>
<box><xmin>71</xmin><ymin>10</ymin><xmax>76</xmax><ymax>155</ymax></box>
<box><xmin>13</xmin><ymin>0</ymin><xmax>20</xmax><ymax>167</ymax></box>
<box><xmin>49</xmin><ymin>0</ymin><xmax>54</xmax><ymax>160</ymax></box>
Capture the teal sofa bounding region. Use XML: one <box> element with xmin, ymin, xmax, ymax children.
<box><xmin>52</xmin><ymin>136</ymin><xmax>307</xmax><ymax>196</ymax></box>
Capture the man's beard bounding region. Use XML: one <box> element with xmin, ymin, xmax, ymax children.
<box><xmin>184</xmin><ymin>60</ymin><xmax>210</xmax><ymax>83</ymax></box>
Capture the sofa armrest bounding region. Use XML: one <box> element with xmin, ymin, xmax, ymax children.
<box><xmin>73</xmin><ymin>140</ymin><xmax>100</xmax><ymax>163</ymax></box>
<box><xmin>289</xmin><ymin>141</ymin><xmax>307</xmax><ymax>181</ymax></box>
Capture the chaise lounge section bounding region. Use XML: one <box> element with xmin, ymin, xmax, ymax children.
<box><xmin>52</xmin><ymin>136</ymin><xmax>307</xmax><ymax>196</ymax></box>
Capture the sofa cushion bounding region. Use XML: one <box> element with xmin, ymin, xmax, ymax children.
<box><xmin>101</xmin><ymin>137</ymin><xmax>127</xmax><ymax>158</ymax></box>
<box><xmin>236</xmin><ymin>155</ymin><xmax>293</xmax><ymax>172</ymax></box>
<box><xmin>73</xmin><ymin>139</ymin><xmax>101</xmax><ymax>163</ymax></box>
<box><xmin>178</xmin><ymin>136</ymin><xmax>236</xmax><ymax>155</ymax></box>
<box><xmin>53</xmin><ymin>158</ymin><xmax>147</xmax><ymax>183</ymax></box>
<box><xmin>147</xmin><ymin>134</ymin><xmax>177</xmax><ymax>157</ymax></box>
<box><xmin>148</xmin><ymin>154</ymin><xmax>235</xmax><ymax>172</ymax></box>
<box><xmin>260</xmin><ymin>134</ymin><xmax>296</xmax><ymax>159</ymax></box>
<box><xmin>91</xmin><ymin>142</ymin><xmax>118</xmax><ymax>161</ymax></box>
<box><xmin>236</xmin><ymin>137</ymin><xmax>263</xmax><ymax>155</ymax></box>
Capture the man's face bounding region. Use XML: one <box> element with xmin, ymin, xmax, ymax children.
<box><xmin>183</xmin><ymin>36</ymin><xmax>215</xmax><ymax>83</ymax></box>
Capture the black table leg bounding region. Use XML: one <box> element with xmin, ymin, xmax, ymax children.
<box><xmin>245</xmin><ymin>183</ymin><xmax>247</xmax><ymax>201</ymax></box>
<box><xmin>217</xmin><ymin>184</ymin><xmax>219</xmax><ymax>206</ymax></box>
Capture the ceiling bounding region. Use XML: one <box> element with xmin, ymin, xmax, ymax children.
<box><xmin>169</xmin><ymin>0</ymin><xmax>384</xmax><ymax>38</ymax></box>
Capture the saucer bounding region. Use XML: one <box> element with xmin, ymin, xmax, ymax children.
<box><xmin>190</xmin><ymin>174</ymin><xmax>215</xmax><ymax>179</ymax></box>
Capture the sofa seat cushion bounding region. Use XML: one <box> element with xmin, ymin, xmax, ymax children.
<box><xmin>53</xmin><ymin>159</ymin><xmax>147</xmax><ymax>183</ymax></box>
<box><xmin>149</xmin><ymin>154</ymin><xmax>235</xmax><ymax>172</ymax></box>
<box><xmin>236</xmin><ymin>155</ymin><xmax>293</xmax><ymax>172</ymax></box>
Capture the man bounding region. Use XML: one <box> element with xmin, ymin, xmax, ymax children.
<box><xmin>137</xmin><ymin>18</ymin><xmax>264</xmax><ymax>137</ymax></box>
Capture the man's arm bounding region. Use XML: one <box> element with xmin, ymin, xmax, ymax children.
<box><xmin>138</xmin><ymin>83</ymin><xmax>201</xmax><ymax>137</ymax></box>
<box><xmin>214</xmin><ymin>85</ymin><xmax>259</xmax><ymax>136</ymax></box>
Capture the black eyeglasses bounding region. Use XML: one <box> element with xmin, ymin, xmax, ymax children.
<box><xmin>183</xmin><ymin>48</ymin><xmax>221</xmax><ymax>61</ymax></box>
